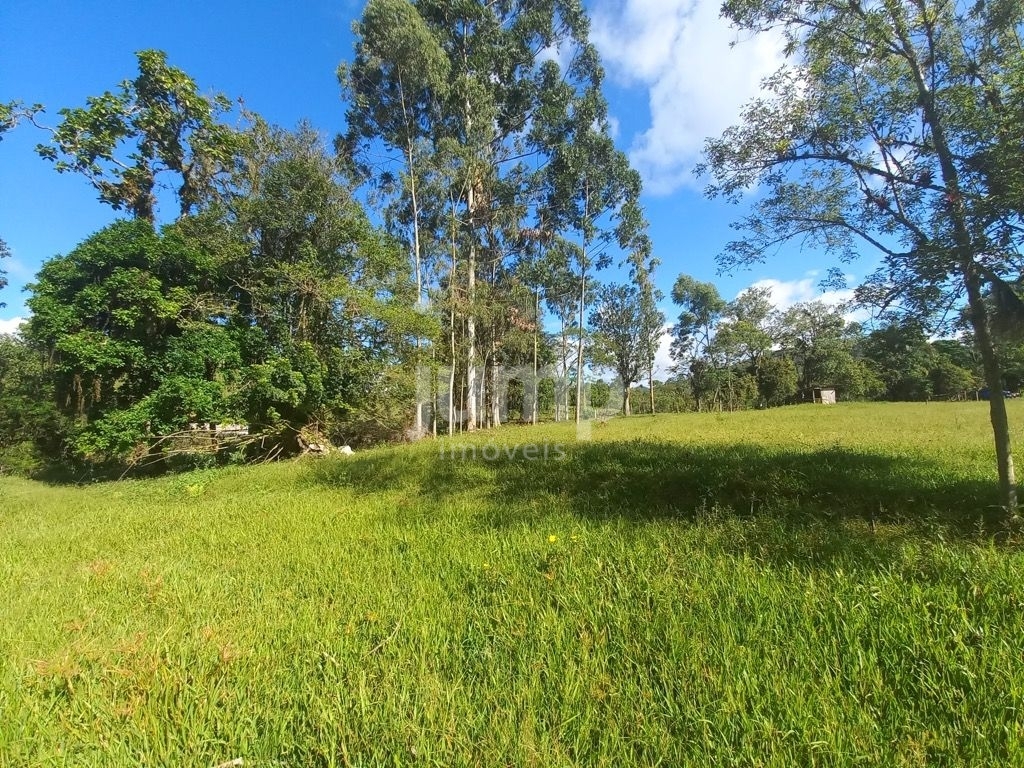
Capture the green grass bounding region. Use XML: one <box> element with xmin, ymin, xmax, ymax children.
<box><xmin>3</xmin><ymin>401</ymin><xmax>1024</xmax><ymax>766</ymax></box>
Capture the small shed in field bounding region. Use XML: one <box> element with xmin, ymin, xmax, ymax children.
<box><xmin>812</xmin><ymin>386</ymin><xmax>837</xmax><ymax>404</ymax></box>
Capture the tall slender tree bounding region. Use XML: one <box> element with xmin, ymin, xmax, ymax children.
<box><xmin>589</xmin><ymin>282</ymin><xmax>651</xmax><ymax>415</ymax></box>
<box><xmin>670</xmin><ymin>275</ymin><xmax>728</xmax><ymax>411</ymax></box>
<box><xmin>341</xmin><ymin>0</ymin><xmax>451</xmax><ymax>436</ymax></box>
<box><xmin>535</xmin><ymin>46</ymin><xmax>646</xmax><ymax>423</ymax></box>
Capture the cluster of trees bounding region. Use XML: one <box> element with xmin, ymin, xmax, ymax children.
<box><xmin>668</xmin><ymin>277</ymin><xmax>1022</xmax><ymax>411</ymax></box>
<box><xmin>1</xmin><ymin>111</ymin><xmax>427</xmax><ymax>474</ymax></box>
<box><xmin>340</xmin><ymin>0</ymin><xmax>661</xmax><ymax>429</ymax></box>
<box><xmin>0</xmin><ymin>0</ymin><xmax>665</xmax><ymax>475</ymax></box>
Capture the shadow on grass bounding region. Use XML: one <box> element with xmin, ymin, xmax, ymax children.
<box><xmin>308</xmin><ymin>439</ymin><xmax>1004</xmax><ymax>555</ymax></box>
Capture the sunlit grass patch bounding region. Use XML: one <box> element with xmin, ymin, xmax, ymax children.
<box><xmin>2</xmin><ymin>401</ymin><xmax>1023</xmax><ymax>765</ymax></box>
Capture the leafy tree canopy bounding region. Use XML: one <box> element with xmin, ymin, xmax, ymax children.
<box><xmin>36</xmin><ymin>50</ymin><xmax>241</xmax><ymax>222</ymax></box>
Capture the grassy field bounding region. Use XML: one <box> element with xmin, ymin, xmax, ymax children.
<box><xmin>3</xmin><ymin>401</ymin><xmax>1024</xmax><ymax>766</ymax></box>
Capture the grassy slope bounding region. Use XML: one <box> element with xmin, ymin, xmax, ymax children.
<box><xmin>2</xmin><ymin>402</ymin><xmax>1024</xmax><ymax>766</ymax></box>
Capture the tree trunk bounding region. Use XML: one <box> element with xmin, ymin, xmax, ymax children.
<box><xmin>891</xmin><ymin>2</ymin><xmax>1016</xmax><ymax>516</ymax></box>
<box><xmin>558</xmin><ymin>314</ymin><xmax>568</xmax><ymax>422</ymax></box>
<box><xmin>965</xmin><ymin>266</ymin><xmax>1018</xmax><ymax>517</ymax></box>
<box><xmin>458</xmin><ymin>358</ymin><xmax>465</xmax><ymax>434</ymax></box>
<box><xmin>447</xmin><ymin>348</ymin><xmax>456</xmax><ymax>437</ymax></box>
<box><xmin>533</xmin><ymin>287</ymin><xmax>540</xmax><ymax>425</ymax></box>
<box><xmin>622</xmin><ymin>384</ymin><xmax>631</xmax><ymax>416</ymax></box>
<box><xmin>410</xmin><ymin>142</ymin><xmax>424</xmax><ymax>439</ymax></box>
<box><xmin>575</xmin><ymin>259</ymin><xmax>586</xmax><ymax>424</ymax></box>
<box><xmin>575</xmin><ymin>183</ymin><xmax>591</xmax><ymax>425</ymax></box>
<box><xmin>448</xmin><ymin>200</ymin><xmax>458</xmax><ymax>437</ymax></box>
<box><xmin>431</xmin><ymin>346</ymin><xmax>438</xmax><ymax>438</ymax></box>
<box><xmin>648</xmin><ymin>364</ymin><xmax>655</xmax><ymax>415</ymax></box>
<box><xmin>491</xmin><ymin>351</ymin><xmax>500</xmax><ymax>427</ymax></box>
<box><xmin>490</xmin><ymin>257</ymin><xmax>500</xmax><ymax>428</ymax></box>
<box><xmin>466</xmin><ymin>204</ymin><xmax>477</xmax><ymax>431</ymax></box>
<box><xmin>397</xmin><ymin>70</ymin><xmax>424</xmax><ymax>441</ymax></box>
<box><xmin>464</xmin><ymin>75</ymin><xmax>478</xmax><ymax>432</ymax></box>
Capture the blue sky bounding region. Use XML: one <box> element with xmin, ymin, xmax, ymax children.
<box><xmin>0</xmin><ymin>0</ymin><xmax>856</xmax><ymax>365</ymax></box>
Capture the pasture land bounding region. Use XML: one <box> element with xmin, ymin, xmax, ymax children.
<box><xmin>2</xmin><ymin>402</ymin><xmax>1024</xmax><ymax>766</ymax></box>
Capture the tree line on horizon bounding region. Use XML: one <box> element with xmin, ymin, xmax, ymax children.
<box><xmin>0</xmin><ymin>0</ymin><xmax>1022</xmax><ymax>517</ymax></box>
<box><xmin>658</xmin><ymin>277</ymin><xmax>1023</xmax><ymax>414</ymax></box>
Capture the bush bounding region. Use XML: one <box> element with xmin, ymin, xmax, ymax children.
<box><xmin>0</xmin><ymin>441</ymin><xmax>45</xmax><ymax>477</ymax></box>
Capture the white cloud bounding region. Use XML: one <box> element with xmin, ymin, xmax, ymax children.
<box><xmin>606</xmin><ymin>114</ymin><xmax>621</xmax><ymax>140</ymax></box>
<box><xmin>652</xmin><ymin>324</ymin><xmax>675</xmax><ymax>377</ymax></box>
<box><xmin>591</xmin><ymin>0</ymin><xmax>785</xmax><ymax>194</ymax></box>
<box><xmin>5</xmin><ymin>258</ymin><xmax>32</xmax><ymax>280</ymax></box>
<box><xmin>537</xmin><ymin>42</ymin><xmax>573</xmax><ymax>73</ymax></box>
<box><xmin>0</xmin><ymin>316</ymin><xmax>25</xmax><ymax>335</ymax></box>
<box><xmin>744</xmin><ymin>276</ymin><xmax>871</xmax><ymax>323</ymax></box>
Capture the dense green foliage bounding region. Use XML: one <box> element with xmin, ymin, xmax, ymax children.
<box><xmin>0</xmin><ymin>335</ymin><xmax>64</xmax><ymax>474</ymax></box>
<box><xmin>3</xmin><ymin>19</ymin><xmax>660</xmax><ymax>473</ymax></box>
<box><xmin>667</xmin><ymin>277</ymin><xmax>994</xmax><ymax>410</ymax></box>
<box><xmin>196</xmin><ymin>122</ymin><xmax>429</xmax><ymax>447</ymax></box>
<box><xmin>3</xmin><ymin>404</ymin><xmax>1024</xmax><ymax>765</ymax></box>
<box><xmin>11</xmin><ymin>120</ymin><xmax>425</xmax><ymax>471</ymax></box>
<box><xmin>25</xmin><ymin>220</ymin><xmax>222</xmax><ymax>462</ymax></box>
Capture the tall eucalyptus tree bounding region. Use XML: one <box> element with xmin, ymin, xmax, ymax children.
<box><xmin>532</xmin><ymin>45</ymin><xmax>647</xmax><ymax>423</ymax></box>
<box><xmin>344</xmin><ymin>0</ymin><xmax>648</xmax><ymax>430</ymax></box>
<box><xmin>342</xmin><ymin>0</ymin><xmax>451</xmax><ymax>436</ymax></box>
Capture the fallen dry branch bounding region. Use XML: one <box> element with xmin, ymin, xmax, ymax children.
<box><xmin>119</xmin><ymin>428</ymin><xmax>278</xmax><ymax>478</ymax></box>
